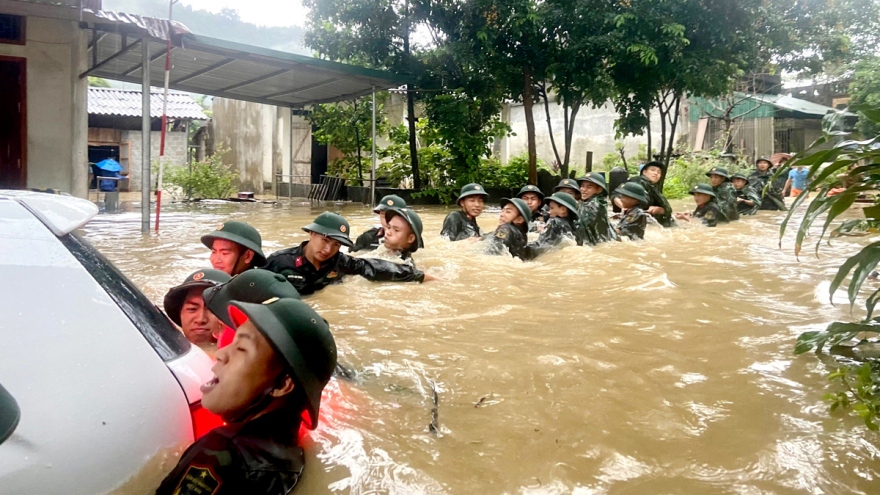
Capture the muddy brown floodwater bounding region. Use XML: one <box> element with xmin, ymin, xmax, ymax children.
<box><xmin>82</xmin><ymin>199</ymin><xmax>880</xmax><ymax>494</ymax></box>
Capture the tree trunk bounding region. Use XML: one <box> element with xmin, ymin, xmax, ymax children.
<box><xmin>665</xmin><ymin>94</ymin><xmax>681</xmax><ymax>167</ymax></box>
<box><xmin>523</xmin><ymin>67</ymin><xmax>538</xmax><ymax>184</ymax></box>
<box><xmin>645</xmin><ymin>107</ymin><xmax>652</xmax><ymax>163</ymax></box>
<box><xmin>403</xmin><ymin>2</ymin><xmax>420</xmax><ymax>190</ymax></box>
<box><xmin>354</xmin><ymin>100</ymin><xmax>363</xmax><ymax>183</ymax></box>
<box><xmin>542</xmin><ymin>82</ymin><xmax>563</xmax><ymax>169</ymax></box>
<box><xmin>563</xmin><ymin>100</ymin><xmax>581</xmax><ymax>174</ymax></box>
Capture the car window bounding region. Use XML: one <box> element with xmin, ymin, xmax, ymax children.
<box><xmin>0</xmin><ymin>382</ymin><xmax>20</xmax><ymax>446</ymax></box>
<box><xmin>61</xmin><ymin>233</ymin><xmax>191</xmax><ymax>362</ymax></box>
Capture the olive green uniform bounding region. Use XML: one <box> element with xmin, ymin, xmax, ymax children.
<box><xmin>615</xmin><ymin>207</ymin><xmax>649</xmax><ymax>240</ymax></box>
<box><xmin>576</xmin><ymin>196</ymin><xmax>618</xmax><ymax>245</ymax></box>
<box><xmin>735</xmin><ymin>185</ymin><xmax>762</xmax><ymax>216</ymax></box>
<box><xmin>627</xmin><ymin>175</ymin><xmax>675</xmax><ymax>227</ymax></box>
<box><xmin>748</xmin><ymin>160</ymin><xmax>786</xmax><ymax>210</ymax></box>
<box><xmin>712</xmin><ymin>182</ymin><xmax>740</xmax><ymax>221</ymax></box>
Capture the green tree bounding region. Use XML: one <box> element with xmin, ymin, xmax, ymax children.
<box><xmin>780</xmin><ymin>104</ymin><xmax>880</xmax><ymax>431</ymax></box>
<box><xmin>304</xmin><ymin>0</ymin><xmax>425</xmax><ymax>189</ymax></box>
<box><xmin>606</xmin><ymin>0</ymin><xmax>763</xmax><ymax>189</ymax></box>
<box><xmin>849</xmin><ymin>57</ymin><xmax>880</xmax><ymax>138</ymax></box>
<box><xmin>308</xmin><ymin>95</ymin><xmax>388</xmax><ymax>186</ymax></box>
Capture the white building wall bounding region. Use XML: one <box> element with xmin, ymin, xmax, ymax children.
<box><xmin>0</xmin><ymin>15</ymin><xmax>88</xmax><ymax>196</ymax></box>
<box><xmin>502</xmin><ymin>99</ymin><xmax>686</xmax><ymax>171</ymax></box>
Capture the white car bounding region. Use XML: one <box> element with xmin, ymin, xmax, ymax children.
<box><xmin>0</xmin><ymin>191</ymin><xmax>217</xmax><ymax>494</ymax></box>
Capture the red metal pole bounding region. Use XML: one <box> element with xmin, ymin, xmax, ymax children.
<box><xmin>155</xmin><ymin>1</ymin><xmax>176</xmax><ymax>232</ymax></box>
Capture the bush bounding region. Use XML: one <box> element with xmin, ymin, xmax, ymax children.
<box><xmin>663</xmin><ymin>150</ymin><xmax>751</xmax><ymax>199</ymax></box>
<box><xmin>163</xmin><ymin>149</ymin><xmax>238</xmax><ymax>199</ymax></box>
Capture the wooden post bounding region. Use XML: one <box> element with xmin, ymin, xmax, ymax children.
<box><xmin>586</xmin><ymin>151</ymin><xmax>593</xmax><ymax>173</ymax></box>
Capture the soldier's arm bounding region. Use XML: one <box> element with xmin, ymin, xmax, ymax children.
<box><xmin>701</xmin><ymin>207</ymin><xmax>719</xmax><ymax>227</ymax></box>
<box><xmin>440</xmin><ymin>213</ymin><xmax>464</xmax><ymax>240</ymax></box>
<box><xmin>351</xmin><ymin>228</ymin><xmax>377</xmax><ymax>252</ymax></box>
<box><xmin>336</xmin><ymin>253</ymin><xmax>426</xmax><ymax>283</ymax></box>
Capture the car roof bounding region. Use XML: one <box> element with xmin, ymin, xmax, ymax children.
<box><xmin>0</xmin><ymin>190</ymin><xmax>98</xmax><ymax>236</ymax></box>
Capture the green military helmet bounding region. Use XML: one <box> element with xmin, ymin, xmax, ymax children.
<box><xmin>516</xmin><ymin>184</ymin><xmax>545</xmax><ymax>201</ymax></box>
<box><xmin>730</xmin><ymin>173</ymin><xmax>749</xmax><ymax>182</ymax></box>
<box><xmin>576</xmin><ymin>172</ymin><xmax>609</xmax><ymax>195</ymax></box>
<box><xmin>544</xmin><ymin>192</ymin><xmax>580</xmax><ymax>220</ymax></box>
<box><xmin>614</xmin><ymin>182</ymin><xmax>649</xmax><ymax>205</ymax></box>
<box><xmin>500</xmin><ymin>197</ymin><xmax>532</xmax><ymax>223</ymax></box>
<box><xmin>705</xmin><ymin>166</ymin><xmax>731</xmax><ymax>179</ymax></box>
<box><xmin>554</xmin><ymin>178</ymin><xmax>580</xmax><ymax>193</ymax></box>
<box><xmin>302</xmin><ymin>212</ymin><xmax>354</xmax><ymax>248</ymax></box>
<box><xmin>385</xmin><ymin>207</ymin><xmax>424</xmax><ymax>252</ymax></box>
<box><xmin>201</xmin><ymin>221</ymin><xmax>266</xmax><ymax>267</ymax></box>
<box><xmin>373</xmin><ymin>194</ymin><xmax>406</xmax><ymax>214</ymax></box>
<box><xmin>228</xmin><ymin>298</ymin><xmax>337</xmax><ymax>430</ymax></box>
<box><xmin>163</xmin><ymin>269</ymin><xmax>232</xmax><ymax>327</ymax></box>
<box><xmin>203</xmin><ymin>268</ymin><xmax>302</xmax><ymax>329</ymax></box>
<box><xmin>755</xmin><ymin>157</ymin><xmax>773</xmax><ymax>168</ymax></box>
<box><xmin>689</xmin><ymin>183</ymin><xmax>717</xmax><ymax>197</ymax></box>
<box><xmin>640</xmin><ymin>161</ymin><xmax>665</xmax><ymax>175</ymax></box>
<box><xmin>456</xmin><ymin>183</ymin><xmax>489</xmax><ymax>204</ymax></box>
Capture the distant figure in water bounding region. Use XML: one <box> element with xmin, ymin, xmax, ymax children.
<box><xmin>202</xmin><ymin>221</ymin><xmax>267</xmax><ymax>276</ymax></box>
<box><xmin>675</xmin><ymin>183</ymin><xmax>727</xmax><ymax>227</ymax></box>
<box><xmin>621</xmin><ymin>161</ymin><xmax>675</xmax><ymax>228</ymax></box>
<box><xmin>612</xmin><ymin>182</ymin><xmax>650</xmax><ymax>241</ymax></box>
<box><xmin>441</xmin><ymin>183</ymin><xmax>487</xmax><ymax>241</ymax></box>
<box><xmin>706</xmin><ymin>166</ymin><xmax>740</xmax><ymax>222</ymax></box>
<box><xmin>163</xmin><ymin>269</ymin><xmax>231</xmax><ymax>354</ymax></box>
<box><xmin>526</xmin><ymin>191</ymin><xmax>582</xmax><ymax>259</ymax></box>
<box><xmin>352</xmin><ymin>194</ymin><xmax>406</xmax><ymax>253</ymax></box>
<box><xmin>156</xmin><ymin>296</ymin><xmax>336</xmax><ymax>495</ymax></box>
<box><xmin>483</xmin><ymin>198</ymin><xmax>530</xmax><ymax>260</ymax></box>
<box><xmin>553</xmin><ymin>178</ymin><xmax>582</xmax><ymax>206</ymax></box>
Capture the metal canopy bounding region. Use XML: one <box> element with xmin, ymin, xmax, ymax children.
<box><xmin>83</xmin><ymin>21</ymin><xmax>407</xmax><ymax>108</ymax></box>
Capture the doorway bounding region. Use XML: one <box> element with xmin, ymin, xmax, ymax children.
<box><xmin>0</xmin><ymin>57</ymin><xmax>25</xmax><ymax>189</ymax></box>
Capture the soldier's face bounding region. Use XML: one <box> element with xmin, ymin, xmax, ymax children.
<box><xmin>619</xmin><ymin>196</ymin><xmax>639</xmax><ymax>210</ymax></box>
<box><xmin>732</xmin><ymin>178</ymin><xmax>747</xmax><ymax>190</ymax></box>
<box><xmin>384</xmin><ymin>214</ymin><xmax>416</xmax><ymax>251</ymax></box>
<box><xmin>757</xmin><ymin>161</ymin><xmax>771</xmax><ymax>172</ymax></box>
<box><xmin>210</xmin><ymin>239</ymin><xmax>254</xmax><ymax>275</ymax></box>
<box><xmin>203</xmin><ymin>320</ymin><xmax>286</xmax><ymax>421</ymax></box>
<box><xmin>709</xmin><ymin>175</ymin><xmax>725</xmax><ymax>187</ymax></box>
<box><xmin>499</xmin><ymin>203</ymin><xmax>524</xmax><ymax>225</ymax></box>
<box><xmin>693</xmin><ymin>192</ymin><xmax>711</xmax><ymax>206</ymax></box>
<box><xmin>580</xmin><ymin>182</ymin><xmax>602</xmax><ymax>200</ymax></box>
<box><xmin>558</xmin><ymin>187</ymin><xmax>580</xmax><ymax>200</ymax></box>
<box><xmin>307</xmin><ymin>232</ymin><xmax>342</xmax><ymax>263</ymax></box>
<box><xmin>460</xmin><ymin>196</ymin><xmax>485</xmax><ymax>218</ymax></box>
<box><xmin>548</xmin><ymin>201</ymin><xmax>568</xmax><ymax>218</ymax></box>
<box><xmin>180</xmin><ymin>288</ymin><xmax>222</xmax><ymax>346</ymax></box>
<box><xmin>642</xmin><ymin>166</ymin><xmax>662</xmax><ymax>184</ymax></box>
<box><xmin>520</xmin><ymin>192</ymin><xmax>542</xmax><ymax>212</ymax></box>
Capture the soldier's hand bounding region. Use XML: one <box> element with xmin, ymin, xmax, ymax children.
<box><xmin>423</xmin><ymin>273</ymin><xmax>441</xmax><ymax>282</ymax></box>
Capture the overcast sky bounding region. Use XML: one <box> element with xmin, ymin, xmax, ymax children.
<box><xmin>180</xmin><ymin>0</ymin><xmax>308</xmax><ymax>27</ymax></box>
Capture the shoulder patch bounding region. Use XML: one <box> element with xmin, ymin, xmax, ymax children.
<box><xmin>172</xmin><ymin>464</ymin><xmax>221</xmax><ymax>495</ymax></box>
<box><xmin>495</xmin><ymin>229</ymin><xmax>508</xmax><ymax>239</ymax></box>
<box><xmin>295</xmin><ymin>256</ymin><xmax>304</xmax><ymax>268</ymax></box>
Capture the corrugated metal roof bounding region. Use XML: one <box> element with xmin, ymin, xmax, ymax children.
<box><xmin>690</xmin><ymin>92</ymin><xmax>855</xmax><ymax>122</ymax></box>
<box><xmin>88</xmin><ymin>87</ymin><xmax>208</xmax><ymax>119</ymax></box>
<box><xmin>748</xmin><ymin>93</ymin><xmax>845</xmax><ymax>117</ymax></box>
<box><xmin>81</xmin><ymin>11</ymin><xmax>407</xmax><ymax>108</ymax></box>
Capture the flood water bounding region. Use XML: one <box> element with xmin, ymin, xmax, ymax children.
<box><xmin>82</xmin><ymin>199</ymin><xmax>880</xmax><ymax>494</ymax></box>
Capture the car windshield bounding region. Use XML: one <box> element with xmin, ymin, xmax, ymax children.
<box><xmin>61</xmin><ymin>233</ymin><xmax>190</xmax><ymax>362</ymax></box>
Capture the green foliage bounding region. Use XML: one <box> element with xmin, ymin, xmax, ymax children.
<box><xmin>162</xmin><ymin>150</ymin><xmax>238</xmax><ymax>200</ymax></box>
<box><xmin>664</xmin><ymin>151</ymin><xmax>750</xmax><ymax>200</ymax></box>
<box><xmin>308</xmin><ymin>95</ymin><xmax>388</xmax><ymax>186</ymax></box>
<box><xmin>783</xmin><ymin>103</ymin><xmax>880</xmax><ymax>431</ymax></box>
<box><xmin>88</xmin><ymin>76</ymin><xmax>112</xmax><ymax>88</ymax></box>
<box><xmin>849</xmin><ymin>57</ymin><xmax>880</xmax><ymax>138</ymax></box>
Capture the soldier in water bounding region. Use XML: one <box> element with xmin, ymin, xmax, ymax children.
<box><xmin>265</xmin><ymin>212</ymin><xmax>433</xmax><ymax>295</ymax></box>
<box><xmin>612</xmin><ymin>182</ymin><xmax>650</xmax><ymax>241</ymax></box>
<box><xmin>441</xmin><ymin>183</ymin><xmax>488</xmax><ymax>241</ymax></box>
<box><xmin>706</xmin><ymin>166</ymin><xmax>740</xmax><ymax>221</ymax></box>
<box><xmin>483</xmin><ymin>198</ymin><xmax>531</xmax><ymax>260</ymax></box>
<box><xmin>731</xmin><ymin>173</ymin><xmax>761</xmax><ymax>216</ymax></box>
<box><xmin>352</xmin><ymin>194</ymin><xmax>407</xmax><ymax>252</ymax></box>
<box><xmin>202</xmin><ymin>221</ymin><xmax>267</xmax><ymax>275</ymax></box>
<box><xmin>576</xmin><ymin>172</ymin><xmax>618</xmax><ymax>245</ymax></box>
<box><xmin>675</xmin><ymin>183</ymin><xmax>728</xmax><ymax>227</ymax></box>
<box><xmin>516</xmin><ymin>184</ymin><xmax>546</xmax><ymax>230</ymax></box>
<box><xmin>525</xmin><ymin>192</ymin><xmax>582</xmax><ymax>259</ymax></box>
<box><xmin>619</xmin><ymin>161</ymin><xmax>675</xmax><ymax>228</ymax></box>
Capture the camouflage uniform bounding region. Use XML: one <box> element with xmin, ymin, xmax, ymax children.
<box><xmin>525</xmin><ymin>192</ymin><xmax>581</xmax><ymax>259</ymax></box>
<box><xmin>748</xmin><ymin>158</ymin><xmax>786</xmax><ymax>211</ymax></box>
<box><xmin>688</xmin><ymin>183</ymin><xmax>728</xmax><ymax>227</ymax></box>
<box><xmin>706</xmin><ymin>167</ymin><xmax>740</xmax><ymax>221</ymax></box>
<box><xmin>731</xmin><ymin>173</ymin><xmax>762</xmax><ymax>216</ymax></box>
<box><xmin>627</xmin><ymin>171</ymin><xmax>675</xmax><ymax>227</ymax></box>
<box><xmin>575</xmin><ymin>172</ymin><xmax>618</xmax><ymax>245</ymax></box>
<box><xmin>612</xmin><ymin>182</ymin><xmax>650</xmax><ymax>240</ymax></box>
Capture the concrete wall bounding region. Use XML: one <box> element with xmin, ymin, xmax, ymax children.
<box><xmin>501</xmin><ymin>99</ymin><xmax>686</xmax><ymax>171</ymax></box>
<box><xmin>213</xmin><ymin>99</ymin><xmax>295</xmax><ymax>193</ymax></box>
<box><xmin>124</xmin><ymin>130</ymin><xmax>187</xmax><ymax>191</ymax></box>
<box><xmin>0</xmin><ymin>15</ymin><xmax>88</xmax><ymax>196</ymax></box>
